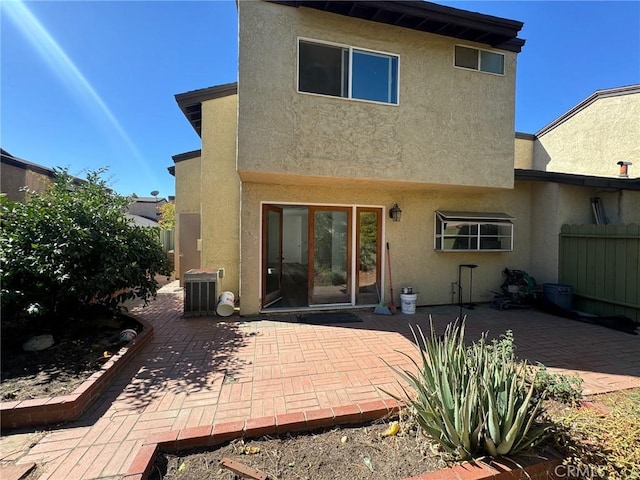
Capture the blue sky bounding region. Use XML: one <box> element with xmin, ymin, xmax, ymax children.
<box><xmin>1</xmin><ymin>1</ymin><xmax>639</xmax><ymax>197</ymax></box>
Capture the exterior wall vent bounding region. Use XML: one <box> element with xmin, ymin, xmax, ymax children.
<box><xmin>617</xmin><ymin>161</ymin><xmax>632</xmax><ymax>178</ymax></box>
<box><xmin>183</xmin><ymin>268</ymin><xmax>224</xmax><ymax>317</ymax></box>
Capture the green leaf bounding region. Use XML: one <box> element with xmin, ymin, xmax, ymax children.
<box><xmin>381</xmin><ymin>318</ymin><xmax>547</xmax><ymax>460</ymax></box>
<box><xmin>1</xmin><ymin>167</ymin><xmax>171</xmax><ymax>322</ymax></box>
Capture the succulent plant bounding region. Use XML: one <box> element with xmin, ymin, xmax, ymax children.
<box><xmin>384</xmin><ymin>319</ymin><xmax>548</xmax><ymax>460</ymax></box>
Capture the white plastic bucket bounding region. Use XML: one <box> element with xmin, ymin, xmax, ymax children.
<box><xmin>400</xmin><ymin>293</ymin><xmax>417</xmax><ymax>315</ymax></box>
<box><xmin>217</xmin><ymin>291</ymin><xmax>235</xmax><ymax>316</ymax></box>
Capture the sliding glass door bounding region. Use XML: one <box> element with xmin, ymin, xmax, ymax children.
<box><xmin>356</xmin><ymin>208</ymin><xmax>382</xmax><ymax>305</ymax></box>
<box><xmin>308</xmin><ymin>207</ymin><xmax>351</xmax><ymax>305</ymax></box>
<box><xmin>261</xmin><ymin>204</ymin><xmax>382</xmax><ymax>310</ymax></box>
<box><xmin>262</xmin><ymin>205</ymin><xmax>283</xmax><ymax>307</ymax></box>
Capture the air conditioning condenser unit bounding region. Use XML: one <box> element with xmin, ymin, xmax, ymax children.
<box><xmin>183</xmin><ymin>268</ymin><xmax>224</xmax><ymax>317</ymax></box>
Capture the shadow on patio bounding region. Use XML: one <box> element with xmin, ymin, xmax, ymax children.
<box><xmin>75</xmin><ymin>292</ymin><xmax>257</xmax><ymax>426</ymax></box>
<box><xmin>80</xmin><ymin>287</ymin><xmax>640</xmax><ymax>428</ymax></box>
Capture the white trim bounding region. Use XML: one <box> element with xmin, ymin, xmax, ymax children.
<box><xmin>297</xmin><ymin>37</ymin><xmax>400</xmax><ymax>106</ymax></box>
<box><xmin>347</xmin><ymin>47</ymin><xmax>353</xmax><ymax>102</ymax></box>
<box><xmin>298</xmin><ymin>36</ymin><xmax>398</xmax><ymax>64</ymax></box>
<box><xmin>434</xmin><ymin>211</ymin><xmax>514</xmax><ymax>252</ymax></box>
<box><xmin>453</xmin><ymin>44</ymin><xmax>505</xmax><ymax>76</ymax></box>
<box><xmin>258</xmin><ymin>201</ymin><xmax>386</xmax><ymax>312</ymax></box>
<box><xmin>297</xmin><ymin>90</ymin><xmax>401</xmax><ymax>107</ymax></box>
<box><xmin>436</xmin><ymin>210</ymin><xmax>514</xmax><ymax>221</ymax></box>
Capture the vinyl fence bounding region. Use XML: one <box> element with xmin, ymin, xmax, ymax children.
<box><xmin>559</xmin><ymin>223</ymin><xmax>640</xmax><ymax>323</ymax></box>
<box><xmin>158</xmin><ymin>228</ymin><xmax>174</xmax><ymax>255</ymax></box>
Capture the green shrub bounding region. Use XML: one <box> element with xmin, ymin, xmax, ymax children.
<box><xmin>0</xmin><ymin>168</ymin><xmax>171</xmax><ymax>323</ymax></box>
<box><xmin>532</xmin><ymin>363</ymin><xmax>583</xmax><ymax>405</ymax></box>
<box><xmin>385</xmin><ymin>320</ymin><xmax>548</xmax><ymax>460</ymax></box>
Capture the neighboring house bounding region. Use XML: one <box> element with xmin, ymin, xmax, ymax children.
<box><xmin>168</xmin><ymin>149</ymin><xmax>202</xmax><ymax>285</ymax></box>
<box><xmin>514</xmin><ymin>85</ymin><xmax>640</xmax><ymax>283</ymax></box>
<box><xmin>126</xmin><ymin>213</ymin><xmax>161</xmax><ymax>228</ymax></box>
<box><xmin>1</xmin><ymin>149</ymin><xmax>60</xmax><ymax>201</ymax></box>
<box><xmin>126</xmin><ymin>196</ymin><xmax>167</xmax><ymax>222</ymax></box>
<box><xmin>171</xmin><ymin>0</ymin><xmax>640</xmax><ymax>316</ymax></box>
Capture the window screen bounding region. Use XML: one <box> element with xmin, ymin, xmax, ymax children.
<box><xmin>299</xmin><ymin>41</ymin><xmax>347</xmax><ymax>97</ymax></box>
<box><xmin>299</xmin><ymin>39</ymin><xmax>399</xmax><ymax>105</ymax></box>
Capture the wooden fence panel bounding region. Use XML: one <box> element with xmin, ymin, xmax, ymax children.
<box><xmin>559</xmin><ymin>223</ymin><xmax>640</xmax><ymax>323</ymax></box>
<box><xmin>625</xmin><ymin>224</ymin><xmax>639</xmax><ymax>309</ymax></box>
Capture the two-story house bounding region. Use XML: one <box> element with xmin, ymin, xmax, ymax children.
<box><xmin>171</xmin><ymin>1</ymin><xmax>639</xmax><ymax>316</ymax></box>
<box><xmin>1</xmin><ymin>148</ymin><xmax>62</xmax><ymax>202</ymax></box>
<box><xmin>1</xmin><ymin>148</ymin><xmax>89</xmax><ymax>201</ymax></box>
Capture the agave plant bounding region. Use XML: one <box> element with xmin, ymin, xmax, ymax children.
<box><xmin>384</xmin><ymin>319</ymin><xmax>548</xmax><ymax>460</ymax></box>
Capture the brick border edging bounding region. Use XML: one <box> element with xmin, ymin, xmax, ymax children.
<box><xmin>0</xmin><ymin>312</ymin><xmax>153</xmax><ymax>430</ymax></box>
<box><xmin>123</xmin><ymin>398</ymin><xmax>399</xmax><ymax>479</ymax></box>
<box><xmin>403</xmin><ymin>455</ymin><xmax>563</xmax><ymax>480</ymax></box>
<box><xmin>123</xmin><ymin>399</ymin><xmax>562</xmax><ymax>480</ymax></box>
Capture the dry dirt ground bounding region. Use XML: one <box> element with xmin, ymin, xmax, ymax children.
<box><xmin>152</xmin><ymin>415</ymin><xmax>447</xmax><ymax>480</ymax></box>
<box><xmin>0</xmin><ymin>313</ymin><xmax>141</xmax><ymax>402</ymax></box>
<box><xmin>1</xmin><ymin>277</ymin><xmax>174</xmax><ymax>403</ymax></box>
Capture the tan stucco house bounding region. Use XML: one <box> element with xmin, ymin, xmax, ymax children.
<box><xmin>170</xmin><ymin>1</ymin><xmax>640</xmax><ymax>316</ymax></box>
<box><xmin>1</xmin><ymin>149</ymin><xmax>61</xmax><ymax>202</ymax></box>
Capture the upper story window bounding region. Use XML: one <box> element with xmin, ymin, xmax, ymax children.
<box><xmin>454</xmin><ymin>45</ymin><xmax>504</xmax><ymax>75</ymax></box>
<box><xmin>298</xmin><ymin>39</ymin><xmax>399</xmax><ymax>105</ymax></box>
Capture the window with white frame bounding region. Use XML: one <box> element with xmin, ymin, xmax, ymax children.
<box><xmin>454</xmin><ymin>45</ymin><xmax>504</xmax><ymax>75</ymax></box>
<box><xmin>298</xmin><ymin>39</ymin><xmax>399</xmax><ymax>105</ymax></box>
<box><xmin>434</xmin><ymin>211</ymin><xmax>513</xmax><ymax>252</ymax></box>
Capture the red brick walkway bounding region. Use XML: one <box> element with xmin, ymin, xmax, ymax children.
<box><xmin>6</xmin><ymin>287</ymin><xmax>640</xmax><ymax>479</ymax></box>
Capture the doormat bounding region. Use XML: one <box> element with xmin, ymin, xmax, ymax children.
<box><xmin>297</xmin><ymin>312</ymin><xmax>362</xmax><ymax>325</ymax></box>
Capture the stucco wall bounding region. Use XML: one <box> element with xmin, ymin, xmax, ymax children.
<box><xmin>514</xmin><ymin>136</ymin><xmax>534</xmax><ymax>169</ymax></box>
<box><xmin>527</xmin><ymin>182</ymin><xmax>559</xmax><ymax>283</ymax></box>
<box><xmin>175</xmin><ymin>157</ymin><xmax>202</xmax><ymax>214</ymax></box>
<box><xmin>525</xmin><ymin>182</ymin><xmax>625</xmax><ymax>284</ymax></box>
<box><xmin>200</xmin><ymin>94</ymin><xmax>241</xmax><ymax>295</ymax></box>
<box><xmin>0</xmin><ymin>164</ymin><xmax>53</xmax><ymax>202</ymax></box>
<box><xmin>618</xmin><ymin>191</ymin><xmax>640</xmax><ymax>224</ymax></box>
<box><xmin>239</xmin><ymin>183</ymin><xmax>532</xmax><ymax>315</ymax></box>
<box><xmin>1</xmin><ymin>163</ymin><xmax>29</xmax><ymax>201</ymax></box>
<box><xmin>533</xmin><ymin>92</ymin><xmax>640</xmax><ymax>177</ymax></box>
<box><xmin>174</xmin><ymin>155</ymin><xmax>202</xmax><ymax>280</ymax></box>
<box><xmin>596</xmin><ymin>189</ymin><xmax>640</xmax><ymax>225</ymax></box>
<box><xmin>237</xmin><ymin>1</ymin><xmax>518</xmax><ymax>190</ymax></box>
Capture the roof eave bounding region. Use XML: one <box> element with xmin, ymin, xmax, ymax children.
<box><xmin>172</xmin><ymin>149</ymin><xmax>202</xmax><ymax>163</ymax></box>
<box><xmin>1</xmin><ymin>149</ymin><xmax>58</xmax><ymax>179</ymax></box>
<box><xmin>515</xmin><ymin>168</ymin><xmax>640</xmax><ymax>191</ymax></box>
<box><xmin>175</xmin><ymin>83</ymin><xmax>238</xmax><ymax>136</ymax></box>
<box><xmin>268</xmin><ymin>0</ymin><xmax>525</xmax><ymax>52</ymax></box>
<box><xmin>536</xmin><ymin>84</ymin><xmax>640</xmax><ymax>137</ymax></box>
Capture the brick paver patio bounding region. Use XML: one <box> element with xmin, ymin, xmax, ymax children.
<box><xmin>3</xmin><ymin>284</ymin><xmax>639</xmax><ymax>479</ymax></box>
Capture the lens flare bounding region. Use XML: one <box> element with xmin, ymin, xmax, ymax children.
<box><xmin>3</xmin><ymin>1</ymin><xmax>158</xmax><ymax>184</ymax></box>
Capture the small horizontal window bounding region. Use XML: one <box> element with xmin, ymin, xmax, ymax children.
<box><xmin>434</xmin><ymin>211</ymin><xmax>513</xmax><ymax>252</ymax></box>
<box><xmin>454</xmin><ymin>45</ymin><xmax>504</xmax><ymax>75</ymax></box>
<box><xmin>298</xmin><ymin>39</ymin><xmax>399</xmax><ymax>105</ymax></box>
